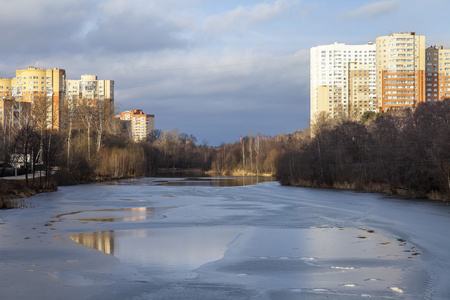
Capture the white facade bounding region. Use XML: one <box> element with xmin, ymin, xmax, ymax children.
<box><xmin>310</xmin><ymin>42</ymin><xmax>376</xmax><ymax>124</ymax></box>
<box><xmin>116</xmin><ymin>109</ymin><xmax>155</xmax><ymax>142</ymax></box>
<box><xmin>66</xmin><ymin>75</ymin><xmax>114</xmax><ymax>116</ymax></box>
<box><xmin>131</xmin><ymin>114</ymin><xmax>154</xmax><ymax>141</ymax></box>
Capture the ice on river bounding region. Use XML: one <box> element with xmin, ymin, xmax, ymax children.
<box><xmin>1</xmin><ymin>177</ymin><xmax>450</xmax><ymax>299</ymax></box>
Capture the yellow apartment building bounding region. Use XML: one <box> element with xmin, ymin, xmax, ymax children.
<box><xmin>376</xmin><ymin>32</ymin><xmax>426</xmax><ymax>111</ymax></box>
<box><xmin>10</xmin><ymin>67</ymin><xmax>66</xmax><ymax>129</ymax></box>
<box><xmin>0</xmin><ymin>67</ymin><xmax>115</xmax><ymax>131</ymax></box>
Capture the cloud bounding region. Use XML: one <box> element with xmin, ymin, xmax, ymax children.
<box><xmin>0</xmin><ymin>0</ymin><xmax>191</xmax><ymax>59</ymax></box>
<box><xmin>204</xmin><ymin>0</ymin><xmax>300</xmax><ymax>34</ymax></box>
<box><xmin>83</xmin><ymin>0</ymin><xmax>190</xmax><ymax>53</ymax></box>
<box><xmin>0</xmin><ymin>1</ymin><xmax>92</xmax><ymax>55</ymax></box>
<box><xmin>339</xmin><ymin>0</ymin><xmax>399</xmax><ymax>21</ymax></box>
<box><xmin>97</xmin><ymin>48</ymin><xmax>310</xmax><ymax>145</ymax></box>
<box><xmin>0</xmin><ymin>0</ymin><xmax>309</xmax><ymax>145</ymax></box>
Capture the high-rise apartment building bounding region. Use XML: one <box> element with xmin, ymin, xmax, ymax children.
<box><xmin>0</xmin><ymin>68</ymin><xmax>115</xmax><ymax>131</ymax></box>
<box><xmin>425</xmin><ymin>45</ymin><xmax>450</xmax><ymax>101</ymax></box>
<box><xmin>8</xmin><ymin>67</ymin><xmax>66</xmax><ymax>129</ymax></box>
<box><xmin>115</xmin><ymin>109</ymin><xmax>155</xmax><ymax>142</ymax></box>
<box><xmin>376</xmin><ymin>32</ymin><xmax>426</xmax><ymax>111</ymax></box>
<box><xmin>310</xmin><ymin>42</ymin><xmax>376</xmax><ymax>124</ymax></box>
<box><xmin>66</xmin><ymin>75</ymin><xmax>114</xmax><ymax>117</ymax></box>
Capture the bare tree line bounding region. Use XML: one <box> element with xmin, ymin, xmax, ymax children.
<box><xmin>210</xmin><ymin>132</ymin><xmax>288</xmax><ymax>176</ymax></box>
<box><xmin>0</xmin><ymin>96</ymin><xmax>219</xmax><ymax>185</ymax></box>
<box><xmin>5</xmin><ymin>95</ymin><xmax>450</xmax><ymax>201</ymax></box>
<box><xmin>1</xmin><ymin>97</ymin><xmax>62</xmax><ymax>188</ymax></box>
<box><xmin>277</xmin><ymin>99</ymin><xmax>450</xmax><ymax>201</ymax></box>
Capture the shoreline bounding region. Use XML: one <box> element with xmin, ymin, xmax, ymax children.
<box><xmin>281</xmin><ymin>178</ymin><xmax>450</xmax><ymax>202</ymax></box>
<box><xmin>3</xmin><ymin>171</ymin><xmax>447</xmax><ymax>211</ymax></box>
<box><xmin>0</xmin><ymin>178</ymin><xmax>57</xmax><ymax>209</ymax></box>
<box><xmin>0</xmin><ymin>170</ymin><xmax>271</xmax><ymax>209</ymax></box>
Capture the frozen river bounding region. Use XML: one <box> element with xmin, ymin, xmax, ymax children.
<box><xmin>1</xmin><ymin>177</ymin><xmax>450</xmax><ymax>299</ymax></box>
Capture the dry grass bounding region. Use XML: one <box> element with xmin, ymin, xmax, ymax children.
<box><xmin>0</xmin><ymin>178</ymin><xmax>57</xmax><ymax>209</ymax></box>
<box><xmin>206</xmin><ymin>169</ymin><xmax>275</xmax><ymax>177</ymax></box>
<box><xmin>286</xmin><ymin>179</ymin><xmax>450</xmax><ymax>201</ymax></box>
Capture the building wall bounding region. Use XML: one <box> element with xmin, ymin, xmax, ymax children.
<box><xmin>66</xmin><ymin>75</ymin><xmax>115</xmax><ymax>118</ymax></box>
<box><xmin>0</xmin><ymin>67</ymin><xmax>116</xmax><ymax>132</ymax></box>
<box><xmin>348</xmin><ymin>62</ymin><xmax>378</xmax><ymax>117</ymax></box>
<box><xmin>10</xmin><ymin>67</ymin><xmax>66</xmax><ymax>129</ymax></box>
<box><xmin>0</xmin><ymin>78</ymin><xmax>12</xmax><ymax>100</ymax></box>
<box><xmin>310</xmin><ymin>42</ymin><xmax>376</xmax><ymax>124</ymax></box>
<box><xmin>426</xmin><ymin>46</ymin><xmax>440</xmax><ymax>102</ymax></box>
<box><xmin>426</xmin><ymin>46</ymin><xmax>450</xmax><ymax>101</ymax></box>
<box><xmin>0</xmin><ymin>99</ymin><xmax>31</xmax><ymax>128</ymax></box>
<box><xmin>376</xmin><ymin>32</ymin><xmax>426</xmax><ymax>111</ymax></box>
<box><xmin>49</xmin><ymin>68</ymin><xmax>66</xmax><ymax>130</ymax></box>
<box><xmin>116</xmin><ymin>109</ymin><xmax>155</xmax><ymax>142</ymax></box>
<box><xmin>439</xmin><ymin>48</ymin><xmax>450</xmax><ymax>100</ymax></box>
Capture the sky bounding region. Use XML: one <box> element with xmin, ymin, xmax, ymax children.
<box><xmin>1</xmin><ymin>0</ymin><xmax>450</xmax><ymax>146</ymax></box>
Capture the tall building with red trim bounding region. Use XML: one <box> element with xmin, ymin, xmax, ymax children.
<box><xmin>375</xmin><ymin>32</ymin><xmax>426</xmax><ymax>112</ymax></box>
<box><xmin>115</xmin><ymin>109</ymin><xmax>155</xmax><ymax>142</ymax></box>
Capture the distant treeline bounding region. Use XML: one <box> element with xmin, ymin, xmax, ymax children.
<box><xmin>277</xmin><ymin>99</ymin><xmax>450</xmax><ymax>201</ymax></box>
<box><xmin>210</xmin><ymin>132</ymin><xmax>289</xmax><ymax>176</ymax></box>
<box><xmin>4</xmin><ymin>97</ymin><xmax>450</xmax><ymax>201</ymax></box>
<box><xmin>0</xmin><ymin>98</ymin><xmax>217</xmax><ymax>186</ymax></box>
<box><xmin>52</xmin><ymin>128</ymin><xmax>218</xmax><ymax>184</ymax></box>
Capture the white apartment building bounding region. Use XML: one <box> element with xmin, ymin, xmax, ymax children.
<box><xmin>310</xmin><ymin>42</ymin><xmax>377</xmax><ymax>124</ymax></box>
<box><xmin>66</xmin><ymin>75</ymin><xmax>114</xmax><ymax>117</ymax></box>
<box><xmin>115</xmin><ymin>109</ymin><xmax>155</xmax><ymax>142</ymax></box>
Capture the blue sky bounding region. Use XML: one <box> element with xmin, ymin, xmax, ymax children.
<box><xmin>1</xmin><ymin>0</ymin><xmax>450</xmax><ymax>145</ymax></box>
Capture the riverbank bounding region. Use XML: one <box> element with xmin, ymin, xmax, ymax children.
<box><xmin>281</xmin><ymin>178</ymin><xmax>450</xmax><ymax>202</ymax></box>
<box><xmin>1</xmin><ymin>169</ymin><xmax>204</xmax><ymax>209</ymax></box>
<box><xmin>0</xmin><ymin>178</ymin><xmax>57</xmax><ymax>209</ymax></box>
<box><xmin>206</xmin><ymin>168</ymin><xmax>275</xmax><ymax>177</ymax></box>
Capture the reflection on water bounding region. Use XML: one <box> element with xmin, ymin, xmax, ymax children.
<box><xmin>70</xmin><ymin>226</ymin><xmax>418</xmax><ymax>280</ymax></box>
<box><xmin>55</xmin><ymin>206</ymin><xmax>176</xmax><ymax>222</ymax></box>
<box><xmin>157</xmin><ymin>176</ymin><xmax>275</xmax><ymax>187</ymax></box>
<box><xmin>71</xmin><ymin>227</ymin><xmax>241</xmax><ymax>272</ymax></box>
<box><xmin>71</xmin><ymin>230</ymin><xmax>116</xmax><ymax>254</ymax></box>
<box><xmin>103</xmin><ymin>176</ymin><xmax>275</xmax><ymax>187</ymax></box>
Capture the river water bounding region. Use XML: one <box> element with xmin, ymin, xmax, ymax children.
<box><xmin>1</xmin><ymin>177</ymin><xmax>450</xmax><ymax>299</ymax></box>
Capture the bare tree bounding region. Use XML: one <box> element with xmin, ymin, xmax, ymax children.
<box><xmin>12</xmin><ymin>111</ymin><xmax>37</xmax><ymax>186</ymax></box>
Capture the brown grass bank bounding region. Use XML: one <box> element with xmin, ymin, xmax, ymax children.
<box><xmin>0</xmin><ymin>178</ymin><xmax>57</xmax><ymax>209</ymax></box>
<box><xmin>283</xmin><ymin>178</ymin><xmax>450</xmax><ymax>201</ymax></box>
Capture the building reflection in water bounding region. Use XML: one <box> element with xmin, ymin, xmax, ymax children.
<box><xmin>70</xmin><ymin>227</ymin><xmax>242</xmax><ymax>270</ymax></box>
<box><xmin>157</xmin><ymin>177</ymin><xmax>276</xmax><ymax>187</ymax></box>
<box><xmin>70</xmin><ymin>226</ymin><xmax>417</xmax><ymax>290</ymax></box>
<box><xmin>56</xmin><ymin>206</ymin><xmax>176</xmax><ymax>222</ymax></box>
<box><xmin>71</xmin><ymin>230</ymin><xmax>116</xmax><ymax>255</ymax></box>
